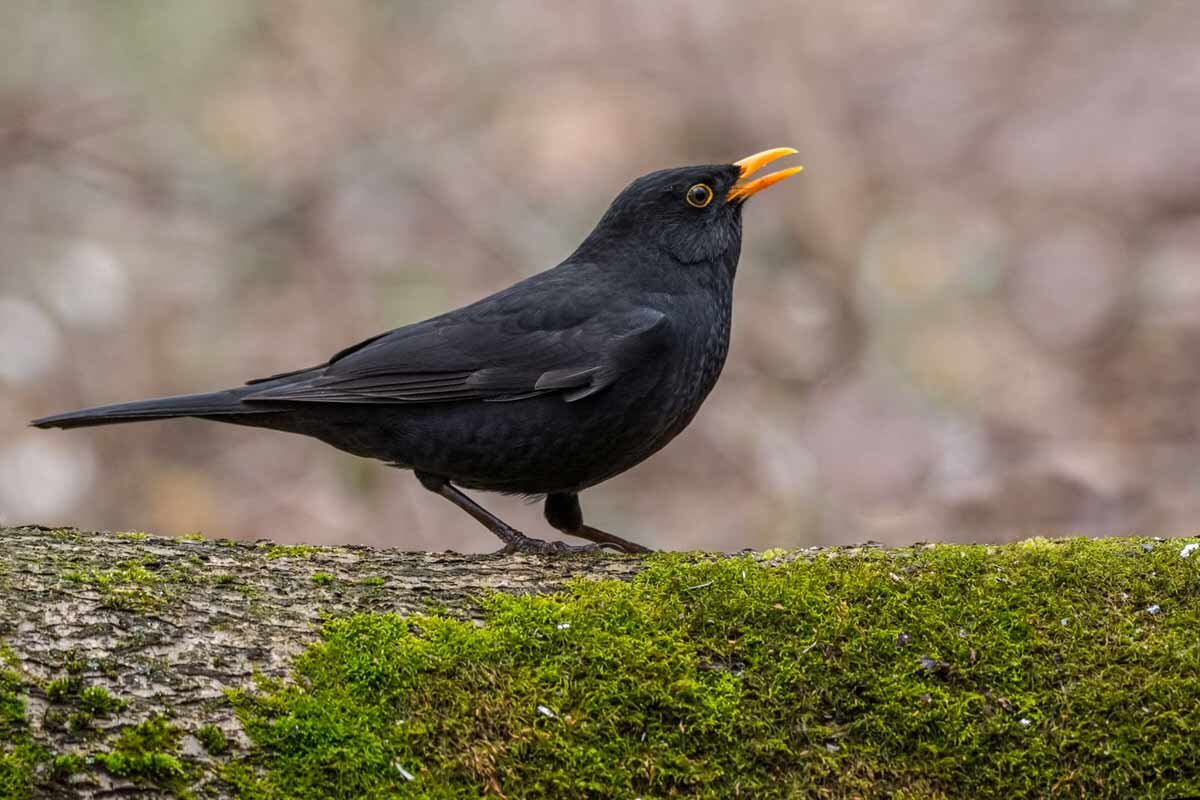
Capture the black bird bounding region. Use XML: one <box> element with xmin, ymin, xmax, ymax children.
<box><xmin>32</xmin><ymin>148</ymin><xmax>803</xmax><ymax>554</ymax></box>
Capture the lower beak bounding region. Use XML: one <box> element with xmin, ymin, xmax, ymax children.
<box><xmin>727</xmin><ymin>147</ymin><xmax>803</xmax><ymax>202</ymax></box>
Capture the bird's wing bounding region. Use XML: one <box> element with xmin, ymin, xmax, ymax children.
<box><xmin>242</xmin><ymin>302</ymin><xmax>669</xmax><ymax>405</ymax></box>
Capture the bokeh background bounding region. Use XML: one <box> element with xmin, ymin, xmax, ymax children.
<box><xmin>2</xmin><ymin>1</ymin><xmax>1199</xmax><ymax>552</ymax></box>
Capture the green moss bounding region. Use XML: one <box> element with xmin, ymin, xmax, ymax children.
<box><xmin>1</xmin><ymin>665</ymin><xmax>28</xmax><ymax>742</ymax></box>
<box><xmin>62</xmin><ymin>654</ymin><xmax>119</xmax><ymax>679</ymax></box>
<box><xmin>115</xmin><ymin>531</ymin><xmax>150</xmax><ymax>542</ymax></box>
<box><xmin>358</xmin><ymin>576</ymin><xmax>386</xmax><ymax>587</ymax></box>
<box><xmin>228</xmin><ymin>538</ymin><xmax>1200</xmax><ymax>799</ymax></box>
<box><xmin>180</xmin><ymin>533</ymin><xmax>207</xmax><ymax>542</ymax></box>
<box><xmin>79</xmin><ymin>686</ymin><xmax>126</xmax><ymax>716</ymax></box>
<box><xmin>0</xmin><ymin>745</ymin><xmax>43</xmax><ymax>800</ymax></box>
<box><xmin>50</xmin><ymin>753</ymin><xmax>86</xmax><ymax>780</ymax></box>
<box><xmin>62</xmin><ymin>560</ymin><xmax>171</xmax><ymax>611</ymax></box>
<box><xmin>197</xmin><ymin>724</ymin><xmax>231</xmax><ymax>756</ymax></box>
<box><xmin>94</xmin><ymin>716</ymin><xmax>191</xmax><ymax>793</ymax></box>
<box><xmin>236</xmin><ymin>584</ymin><xmax>265</xmax><ymax>600</ymax></box>
<box><xmin>44</xmin><ymin>676</ymin><xmax>81</xmax><ymax>703</ymax></box>
<box><xmin>264</xmin><ymin>544</ymin><xmax>321</xmax><ymax>560</ymax></box>
<box><xmin>311</xmin><ymin>572</ymin><xmax>335</xmax><ymax>586</ymax></box>
<box><xmin>0</xmin><ymin>645</ymin><xmax>16</xmax><ymax>672</ymax></box>
<box><xmin>67</xmin><ymin>711</ymin><xmax>96</xmax><ymax>733</ymax></box>
<box><xmin>6</xmin><ymin>659</ymin><xmax>187</xmax><ymax>795</ymax></box>
<box><xmin>41</xmin><ymin>709</ymin><xmax>68</xmax><ymax>733</ymax></box>
<box><xmin>44</xmin><ymin>676</ymin><xmax>124</xmax><ymax>732</ymax></box>
<box><xmin>0</xmin><ymin>652</ymin><xmax>41</xmax><ymax>800</ymax></box>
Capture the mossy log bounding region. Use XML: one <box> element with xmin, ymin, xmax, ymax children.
<box><xmin>1</xmin><ymin>525</ymin><xmax>1198</xmax><ymax>799</ymax></box>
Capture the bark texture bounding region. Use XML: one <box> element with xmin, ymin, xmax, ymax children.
<box><xmin>0</xmin><ymin>525</ymin><xmax>644</xmax><ymax>799</ymax></box>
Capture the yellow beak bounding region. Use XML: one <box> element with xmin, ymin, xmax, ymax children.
<box><xmin>727</xmin><ymin>147</ymin><xmax>803</xmax><ymax>202</ymax></box>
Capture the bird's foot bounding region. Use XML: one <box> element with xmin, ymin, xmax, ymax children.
<box><xmin>492</xmin><ymin>529</ymin><xmax>620</xmax><ymax>555</ymax></box>
<box><xmin>570</xmin><ymin>525</ymin><xmax>652</xmax><ymax>554</ymax></box>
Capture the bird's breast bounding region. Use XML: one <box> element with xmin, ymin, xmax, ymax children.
<box><xmin>661</xmin><ymin>293</ymin><xmax>733</xmax><ymax>424</ymax></box>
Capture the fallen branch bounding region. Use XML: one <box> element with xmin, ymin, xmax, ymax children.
<box><xmin>1</xmin><ymin>526</ymin><xmax>1197</xmax><ymax>799</ymax></box>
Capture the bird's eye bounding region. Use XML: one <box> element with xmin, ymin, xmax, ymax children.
<box><xmin>686</xmin><ymin>183</ymin><xmax>713</xmax><ymax>208</ymax></box>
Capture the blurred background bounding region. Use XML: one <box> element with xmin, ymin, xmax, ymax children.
<box><xmin>2</xmin><ymin>1</ymin><xmax>1199</xmax><ymax>552</ymax></box>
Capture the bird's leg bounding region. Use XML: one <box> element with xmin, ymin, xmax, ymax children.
<box><xmin>544</xmin><ymin>492</ymin><xmax>652</xmax><ymax>554</ymax></box>
<box><xmin>414</xmin><ymin>472</ymin><xmax>603</xmax><ymax>555</ymax></box>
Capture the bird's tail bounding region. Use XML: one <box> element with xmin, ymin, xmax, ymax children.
<box><xmin>30</xmin><ymin>388</ymin><xmax>271</xmax><ymax>430</ymax></box>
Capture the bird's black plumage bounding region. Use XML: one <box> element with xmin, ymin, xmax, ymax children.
<box><xmin>33</xmin><ymin>152</ymin><xmax>802</xmax><ymax>553</ymax></box>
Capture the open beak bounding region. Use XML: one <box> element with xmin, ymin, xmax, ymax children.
<box><xmin>727</xmin><ymin>147</ymin><xmax>803</xmax><ymax>202</ymax></box>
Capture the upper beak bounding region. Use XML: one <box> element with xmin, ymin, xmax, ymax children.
<box><xmin>727</xmin><ymin>147</ymin><xmax>803</xmax><ymax>202</ymax></box>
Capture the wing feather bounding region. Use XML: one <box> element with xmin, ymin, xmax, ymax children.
<box><xmin>244</xmin><ymin>306</ymin><xmax>667</xmax><ymax>406</ymax></box>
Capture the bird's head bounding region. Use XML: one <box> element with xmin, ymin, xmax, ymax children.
<box><xmin>575</xmin><ymin>148</ymin><xmax>802</xmax><ymax>267</ymax></box>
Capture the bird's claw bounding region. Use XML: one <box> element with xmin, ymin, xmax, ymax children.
<box><xmin>493</xmin><ymin>531</ymin><xmax>619</xmax><ymax>556</ymax></box>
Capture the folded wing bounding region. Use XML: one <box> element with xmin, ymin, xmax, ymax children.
<box><xmin>243</xmin><ymin>304</ymin><xmax>668</xmax><ymax>406</ymax></box>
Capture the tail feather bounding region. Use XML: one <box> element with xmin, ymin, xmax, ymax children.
<box><xmin>30</xmin><ymin>388</ymin><xmax>274</xmax><ymax>430</ymax></box>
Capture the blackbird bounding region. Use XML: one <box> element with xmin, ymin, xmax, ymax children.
<box><xmin>32</xmin><ymin>148</ymin><xmax>803</xmax><ymax>554</ymax></box>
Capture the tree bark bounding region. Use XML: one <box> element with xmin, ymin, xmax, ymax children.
<box><xmin>0</xmin><ymin>525</ymin><xmax>645</xmax><ymax>799</ymax></box>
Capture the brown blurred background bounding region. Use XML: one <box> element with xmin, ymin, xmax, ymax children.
<box><xmin>3</xmin><ymin>1</ymin><xmax>1199</xmax><ymax>552</ymax></box>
